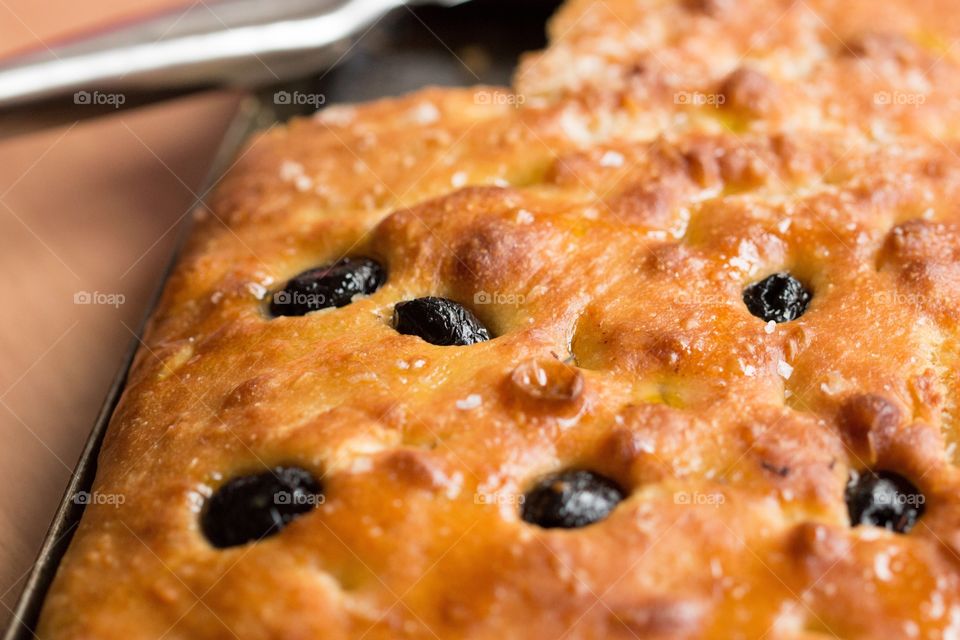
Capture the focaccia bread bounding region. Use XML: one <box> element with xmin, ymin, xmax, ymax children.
<box><xmin>37</xmin><ymin>0</ymin><xmax>960</xmax><ymax>638</ymax></box>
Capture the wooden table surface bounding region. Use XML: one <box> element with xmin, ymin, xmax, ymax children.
<box><xmin>0</xmin><ymin>0</ymin><xmax>242</xmax><ymax>625</ymax></box>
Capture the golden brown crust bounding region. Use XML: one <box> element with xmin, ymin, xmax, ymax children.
<box><xmin>37</xmin><ymin>1</ymin><xmax>960</xmax><ymax>638</ymax></box>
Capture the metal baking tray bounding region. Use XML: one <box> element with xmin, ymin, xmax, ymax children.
<box><xmin>2</xmin><ymin>1</ymin><xmax>559</xmax><ymax>636</ymax></box>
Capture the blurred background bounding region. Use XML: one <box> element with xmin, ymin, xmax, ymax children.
<box><xmin>0</xmin><ymin>0</ymin><xmax>558</xmax><ymax>628</ymax></box>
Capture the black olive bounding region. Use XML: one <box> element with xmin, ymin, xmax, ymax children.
<box><xmin>269</xmin><ymin>257</ymin><xmax>386</xmax><ymax>317</ymax></box>
<box><xmin>521</xmin><ymin>470</ymin><xmax>625</xmax><ymax>529</ymax></box>
<box><xmin>742</xmin><ymin>272</ymin><xmax>812</xmax><ymax>323</ymax></box>
<box><xmin>393</xmin><ymin>297</ymin><xmax>491</xmax><ymax>346</ymax></box>
<box><xmin>845</xmin><ymin>470</ymin><xmax>925</xmax><ymax>533</ymax></box>
<box><xmin>201</xmin><ymin>466</ymin><xmax>322</xmax><ymax>548</ymax></box>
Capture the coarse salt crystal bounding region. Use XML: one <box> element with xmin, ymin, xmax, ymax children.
<box><xmin>875</xmin><ymin>551</ymin><xmax>894</xmax><ymax>582</ymax></box>
<box><xmin>349</xmin><ymin>458</ymin><xmax>373</xmax><ymax>473</ymax></box>
<box><xmin>295</xmin><ymin>175</ymin><xmax>313</xmax><ymax>192</ymax></box>
<box><xmin>456</xmin><ymin>394</ymin><xmax>482</xmax><ymax>410</ymax></box>
<box><xmin>600</xmin><ymin>150</ymin><xmax>624</xmax><ymax>167</ymax></box>
<box><xmin>315</xmin><ymin>105</ymin><xmax>356</xmax><ymax>126</ymax></box>
<box><xmin>280</xmin><ymin>160</ymin><xmax>304</xmax><ymax>181</ymax></box>
<box><xmin>777</xmin><ymin>360</ymin><xmax>793</xmax><ymax>380</ymax></box>
<box><xmin>409</xmin><ymin>102</ymin><xmax>440</xmax><ymax>125</ymax></box>
<box><xmin>247</xmin><ymin>283</ymin><xmax>267</xmax><ymax>299</ymax></box>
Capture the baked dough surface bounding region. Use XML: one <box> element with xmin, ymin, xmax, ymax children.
<box><xmin>37</xmin><ymin>0</ymin><xmax>960</xmax><ymax>638</ymax></box>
